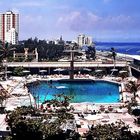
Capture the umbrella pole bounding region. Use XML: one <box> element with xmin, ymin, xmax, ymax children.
<box><xmin>5</xmin><ymin>64</ymin><xmax>7</xmax><ymax>80</ymax></box>
<box><xmin>48</xmin><ymin>67</ymin><xmax>50</xmax><ymax>75</ymax></box>
<box><xmin>70</xmin><ymin>52</ymin><xmax>74</xmax><ymax>79</ymax></box>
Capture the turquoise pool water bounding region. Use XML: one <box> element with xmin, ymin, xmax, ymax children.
<box><xmin>27</xmin><ymin>80</ymin><xmax>120</xmax><ymax>103</ymax></box>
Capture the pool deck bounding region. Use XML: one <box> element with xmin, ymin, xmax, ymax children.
<box><xmin>0</xmin><ymin>75</ymin><xmax>140</xmax><ymax>132</ymax></box>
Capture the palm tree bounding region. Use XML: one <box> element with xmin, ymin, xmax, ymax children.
<box><xmin>111</xmin><ymin>47</ymin><xmax>117</xmax><ymax>61</ymax></box>
<box><xmin>0</xmin><ymin>42</ymin><xmax>15</xmax><ymax>79</ymax></box>
<box><xmin>110</xmin><ymin>47</ymin><xmax>117</xmax><ymax>77</ymax></box>
<box><xmin>0</xmin><ymin>42</ymin><xmax>15</xmax><ymax>60</ymax></box>
<box><xmin>0</xmin><ymin>84</ymin><xmax>10</xmax><ymax>113</ymax></box>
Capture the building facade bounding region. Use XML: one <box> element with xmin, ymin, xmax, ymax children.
<box><xmin>77</xmin><ymin>34</ymin><xmax>92</xmax><ymax>47</ymax></box>
<box><xmin>0</xmin><ymin>11</ymin><xmax>19</xmax><ymax>45</ymax></box>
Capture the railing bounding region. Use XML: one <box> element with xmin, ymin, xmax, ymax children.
<box><xmin>130</xmin><ymin>63</ymin><xmax>140</xmax><ymax>71</ymax></box>
<box><xmin>3</xmin><ymin>61</ymin><xmax>127</xmax><ymax>68</ymax></box>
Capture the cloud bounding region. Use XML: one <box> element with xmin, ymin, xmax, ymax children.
<box><xmin>11</xmin><ymin>8</ymin><xmax>20</xmax><ymax>13</ymax></box>
<box><xmin>20</xmin><ymin>14</ymin><xmax>46</xmax><ymax>38</ymax></box>
<box><xmin>12</xmin><ymin>0</ymin><xmax>70</xmax><ymax>12</ymax></box>
<box><xmin>14</xmin><ymin>1</ymin><xmax>47</xmax><ymax>7</ymax></box>
<box><xmin>57</xmin><ymin>11</ymin><xmax>135</xmax><ymax>32</ymax></box>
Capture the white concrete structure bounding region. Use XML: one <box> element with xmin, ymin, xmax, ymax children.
<box><xmin>3</xmin><ymin>61</ymin><xmax>127</xmax><ymax>68</ymax></box>
<box><xmin>6</xmin><ymin>28</ymin><xmax>18</xmax><ymax>44</ymax></box>
<box><xmin>77</xmin><ymin>34</ymin><xmax>92</xmax><ymax>47</ymax></box>
<box><xmin>0</xmin><ymin>11</ymin><xmax>19</xmax><ymax>44</ymax></box>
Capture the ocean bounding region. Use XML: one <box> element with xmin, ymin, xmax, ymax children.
<box><xmin>95</xmin><ymin>42</ymin><xmax>140</xmax><ymax>55</ymax></box>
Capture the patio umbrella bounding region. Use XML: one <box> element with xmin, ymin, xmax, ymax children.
<box><xmin>95</xmin><ymin>69</ymin><xmax>103</xmax><ymax>73</ymax></box>
<box><xmin>39</xmin><ymin>70</ymin><xmax>47</xmax><ymax>73</ymax></box>
<box><xmin>6</xmin><ymin>71</ymin><xmax>12</xmax><ymax>74</ymax></box>
<box><xmin>119</xmin><ymin>70</ymin><xmax>127</xmax><ymax>74</ymax></box>
<box><xmin>0</xmin><ymin>72</ymin><xmax>4</xmax><ymax>75</ymax></box>
<box><xmin>53</xmin><ymin>68</ymin><xmax>65</xmax><ymax>74</ymax></box>
<box><xmin>82</xmin><ymin>68</ymin><xmax>92</xmax><ymax>71</ymax></box>
<box><xmin>22</xmin><ymin>70</ymin><xmax>30</xmax><ymax>77</ymax></box>
<box><xmin>53</xmin><ymin>68</ymin><xmax>65</xmax><ymax>72</ymax></box>
<box><xmin>22</xmin><ymin>70</ymin><xmax>30</xmax><ymax>73</ymax></box>
<box><xmin>111</xmin><ymin>68</ymin><xmax>118</xmax><ymax>72</ymax></box>
<box><xmin>39</xmin><ymin>70</ymin><xmax>47</xmax><ymax>77</ymax></box>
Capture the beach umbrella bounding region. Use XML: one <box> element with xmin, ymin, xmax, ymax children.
<box><xmin>22</xmin><ymin>70</ymin><xmax>30</xmax><ymax>77</ymax></box>
<box><xmin>6</xmin><ymin>71</ymin><xmax>12</xmax><ymax>74</ymax></box>
<box><xmin>53</xmin><ymin>68</ymin><xmax>65</xmax><ymax>74</ymax></box>
<box><xmin>82</xmin><ymin>68</ymin><xmax>92</xmax><ymax>71</ymax></box>
<box><xmin>0</xmin><ymin>72</ymin><xmax>4</xmax><ymax>75</ymax></box>
<box><xmin>95</xmin><ymin>69</ymin><xmax>103</xmax><ymax>73</ymax></box>
<box><xmin>119</xmin><ymin>70</ymin><xmax>127</xmax><ymax>74</ymax></box>
<box><xmin>53</xmin><ymin>68</ymin><xmax>65</xmax><ymax>72</ymax></box>
<box><xmin>39</xmin><ymin>70</ymin><xmax>47</xmax><ymax>73</ymax></box>
<box><xmin>22</xmin><ymin>70</ymin><xmax>30</xmax><ymax>73</ymax></box>
<box><xmin>39</xmin><ymin>70</ymin><xmax>47</xmax><ymax>77</ymax></box>
<box><xmin>111</xmin><ymin>68</ymin><xmax>118</xmax><ymax>72</ymax></box>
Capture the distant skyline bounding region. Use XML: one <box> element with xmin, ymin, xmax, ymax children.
<box><xmin>1</xmin><ymin>0</ymin><xmax>140</xmax><ymax>42</ymax></box>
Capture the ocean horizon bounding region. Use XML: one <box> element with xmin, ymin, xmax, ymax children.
<box><xmin>95</xmin><ymin>42</ymin><xmax>140</xmax><ymax>55</ymax></box>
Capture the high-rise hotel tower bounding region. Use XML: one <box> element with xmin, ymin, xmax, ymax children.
<box><xmin>0</xmin><ymin>11</ymin><xmax>19</xmax><ymax>45</ymax></box>
<box><xmin>77</xmin><ymin>34</ymin><xmax>92</xmax><ymax>47</ymax></box>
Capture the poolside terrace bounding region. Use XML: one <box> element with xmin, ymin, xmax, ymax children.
<box><xmin>0</xmin><ymin>73</ymin><xmax>140</xmax><ymax>136</ymax></box>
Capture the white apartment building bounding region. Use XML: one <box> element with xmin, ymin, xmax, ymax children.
<box><xmin>77</xmin><ymin>34</ymin><xmax>92</xmax><ymax>47</ymax></box>
<box><xmin>0</xmin><ymin>11</ymin><xmax>19</xmax><ymax>45</ymax></box>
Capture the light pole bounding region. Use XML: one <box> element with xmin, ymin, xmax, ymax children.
<box><xmin>125</xmin><ymin>48</ymin><xmax>133</xmax><ymax>77</ymax></box>
<box><xmin>3</xmin><ymin>59</ymin><xmax>7</xmax><ymax>80</ymax></box>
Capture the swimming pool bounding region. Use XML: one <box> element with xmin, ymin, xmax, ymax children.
<box><xmin>27</xmin><ymin>80</ymin><xmax>120</xmax><ymax>103</ymax></box>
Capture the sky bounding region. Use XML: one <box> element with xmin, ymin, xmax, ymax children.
<box><xmin>1</xmin><ymin>0</ymin><xmax>140</xmax><ymax>42</ymax></box>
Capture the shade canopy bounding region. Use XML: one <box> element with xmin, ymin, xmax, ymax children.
<box><xmin>95</xmin><ymin>69</ymin><xmax>103</xmax><ymax>73</ymax></box>
<box><xmin>0</xmin><ymin>72</ymin><xmax>4</xmax><ymax>75</ymax></box>
<box><xmin>6</xmin><ymin>71</ymin><xmax>12</xmax><ymax>74</ymax></box>
<box><xmin>82</xmin><ymin>68</ymin><xmax>92</xmax><ymax>71</ymax></box>
<box><xmin>39</xmin><ymin>70</ymin><xmax>47</xmax><ymax>73</ymax></box>
<box><xmin>111</xmin><ymin>68</ymin><xmax>118</xmax><ymax>72</ymax></box>
<box><xmin>119</xmin><ymin>70</ymin><xmax>127</xmax><ymax>74</ymax></box>
<box><xmin>53</xmin><ymin>68</ymin><xmax>65</xmax><ymax>72</ymax></box>
<box><xmin>22</xmin><ymin>70</ymin><xmax>30</xmax><ymax>73</ymax></box>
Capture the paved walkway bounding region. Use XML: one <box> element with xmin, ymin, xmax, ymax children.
<box><xmin>0</xmin><ymin>115</ymin><xmax>7</xmax><ymax>131</ymax></box>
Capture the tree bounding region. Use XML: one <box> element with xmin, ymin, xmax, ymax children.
<box><xmin>84</xmin><ymin>123</ymin><xmax>140</xmax><ymax>140</ymax></box>
<box><xmin>0</xmin><ymin>84</ymin><xmax>10</xmax><ymax>113</ymax></box>
<box><xmin>21</xmin><ymin>38</ymin><xmax>64</xmax><ymax>61</ymax></box>
<box><xmin>86</xmin><ymin>46</ymin><xmax>96</xmax><ymax>60</ymax></box>
<box><xmin>0</xmin><ymin>42</ymin><xmax>15</xmax><ymax>61</ymax></box>
<box><xmin>111</xmin><ymin>47</ymin><xmax>116</xmax><ymax>61</ymax></box>
<box><xmin>53</xmin><ymin>93</ymin><xmax>73</xmax><ymax>110</ymax></box>
<box><xmin>127</xmin><ymin>81</ymin><xmax>139</xmax><ymax>101</ymax></box>
<box><xmin>13</xmin><ymin>67</ymin><xmax>24</xmax><ymax>76</ymax></box>
<box><xmin>5</xmin><ymin>104</ymin><xmax>75</xmax><ymax>140</ymax></box>
<box><xmin>0</xmin><ymin>42</ymin><xmax>15</xmax><ymax>79</ymax></box>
